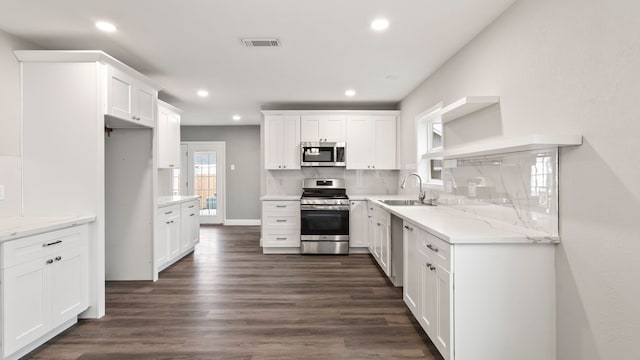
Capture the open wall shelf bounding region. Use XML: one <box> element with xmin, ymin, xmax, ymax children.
<box><xmin>422</xmin><ymin>134</ymin><xmax>583</xmax><ymax>160</ymax></box>
<box><xmin>441</xmin><ymin>96</ymin><xmax>500</xmax><ymax>123</ymax></box>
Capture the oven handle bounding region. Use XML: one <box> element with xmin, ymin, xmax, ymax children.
<box><xmin>301</xmin><ymin>205</ymin><xmax>350</xmax><ymax>211</ymax></box>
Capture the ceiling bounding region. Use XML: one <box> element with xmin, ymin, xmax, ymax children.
<box><xmin>0</xmin><ymin>0</ymin><xmax>516</xmax><ymax>125</ymax></box>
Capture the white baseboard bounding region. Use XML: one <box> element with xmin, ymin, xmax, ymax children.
<box><xmin>224</xmin><ymin>219</ymin><xmax>261</xmax><ymax>226</ymax></box>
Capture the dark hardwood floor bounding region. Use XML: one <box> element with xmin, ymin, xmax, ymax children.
<box><xmin>25</xmin><ymin>225</ymin><xmax>442</xmax><ymax>360</ymax></box>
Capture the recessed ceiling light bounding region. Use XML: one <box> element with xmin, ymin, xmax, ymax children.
<box><xmin>345</xmin><ymin>89</ymin><xmax>356</xmax><ymax>97</ymax></box>
<box><xmin>95</xmin><ymin>21</ymin><xmax>117</xmax><ymax>33</ymax></box>
<box><xmin>232</xmin><ymin>115</ymin><xmax>241</xmax><ymax>121</ymax></box>
<box><xmin>197</xmin><ymin>90</ymin><xmax>209</xmax><ymax>97</ymax></box>
<box><xmin>371</xmin><ymin>18</ymin><xmax>389</xmax><ymax>31</ymax></box>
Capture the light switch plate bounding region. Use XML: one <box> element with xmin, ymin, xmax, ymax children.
<box><xmin>0</xmin><ymin>185</ymin><xmax>5</xmax><ymax>201</ymax></box>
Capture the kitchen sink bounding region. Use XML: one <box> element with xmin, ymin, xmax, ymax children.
<box><xmin>378</xmin><ymin>199</ymin><xmax>436</xmax><ymax>206</ymax></box>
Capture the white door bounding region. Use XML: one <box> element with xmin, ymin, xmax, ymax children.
<box><xmin>185</xmin><ymin>142</ymin><xmax>226</xmax><ymax>224</ymax></box>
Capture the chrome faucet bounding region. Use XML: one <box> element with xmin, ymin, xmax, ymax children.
<box><xmin>401</xmin><ymin>172</ymin><xmax>426</xmax><ymax>203</ymax></box>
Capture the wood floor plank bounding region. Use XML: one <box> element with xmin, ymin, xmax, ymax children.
<box><xmin>23</xmin><ymin>225</ymin><xmax>441</xmax><ymax>360</ymax></box>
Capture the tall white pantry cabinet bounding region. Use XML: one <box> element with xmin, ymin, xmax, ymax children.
<box><xmin>15</xmin><ymin>50</ymin><xmax>161</xmax><ymax>320</ymax></box>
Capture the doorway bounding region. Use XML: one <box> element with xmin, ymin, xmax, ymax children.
<box><xmin>180</xmin><ymin>142</ymin><xmax>226</xmax><ymax>224</ymax></box>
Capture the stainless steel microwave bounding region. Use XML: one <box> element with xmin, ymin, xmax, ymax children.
<box><xmin>300</xmin><ymin>142</ymin><xmax>346</xmax><ymax>167</ymax></box>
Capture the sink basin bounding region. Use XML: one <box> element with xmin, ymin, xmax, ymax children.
<box><xmin>378</xmin><ymin>199</ymin><xmax>436</xmax><ymax>206</ymax></box>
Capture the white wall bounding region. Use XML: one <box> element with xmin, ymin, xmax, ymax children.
<box><xmin>399</xmin><ymin>0</ymin><xmax>640</xmax><ymax>359</ymax></box>
<box><xmin>0</xmin><ymin>29</ymin><xmax>37</xmax><ymax>216</ymax></box>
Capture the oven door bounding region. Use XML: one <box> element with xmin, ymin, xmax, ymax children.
<box><xmin>300</xmin><ymin>205</ymin><xmax>349</xmax><ymax>240</ymax></box>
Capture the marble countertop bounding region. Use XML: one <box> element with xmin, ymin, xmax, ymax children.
<box><xmin>0</xmin><ymin>215</ymin><xmax>96</xmax><ymax>243</ymax></box>
<box><xmin>158</xmin><ymin>195</ymin><xmax>200</xmax><ymax>207</ymax></box>
<box><xmin>366</xmin><ymin>197</ymin><xmax>557</xmax><ymax>245</ymax></box>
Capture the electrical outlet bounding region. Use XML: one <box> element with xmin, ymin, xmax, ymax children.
<box><xmin>0</xmin><ymin>185</ymin><xmax>5</xmax><ymax>201</ymax></box>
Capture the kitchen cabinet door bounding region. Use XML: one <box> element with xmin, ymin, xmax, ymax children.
<box><xmin>435</xmin><ymin>264</ymin><xmax>453</xmax><ymax>360</ymax></box>
<box><xmin>403</xmin><ymin>222</ymin><xmax>421</xmax><ymax>317</ymax></box>
<box><xmin>50</xmin><ymin>243</ymin><xmax>88</xmax><ymax>328</ymax></box>
<box><xmin>264</xmin><ymin>115</ymin><xmax>300</xmax><ymax>170</ymax></box>
<box><xmin>349</xmin><ymin>201</ymin><xmax>368</xmax><ymax>248</ymax></box>
<box><xmin>135</xmin><ymin>81</ymin><xmax>157</xmax><ymax>127</ymax></box>
<box><xmin>157</xmin><ymin>101</ymin><xmax>181</xmax><ymax>168</ymax></box>
<box><xmin>107</xmin><ymin>66</ymin><xmax>134</xmax><ymax>121</ymax></box>
<box><xmin>300</xmin><ymin>115</ymin><xmax>346</xmax><ymax>142</ymax></box>
<box><xmin>346</xmin><ymin>114</ymin><xmax>397</xmax><ymax>170</ymax></box>
<box><xmin>2</xmin><ymin>257</ymin><xmax>49</xmax><ymax>357</ymax></box>
<box><xmin>346</xmin><ymin>116</ymin><xmax>375</xmax><ymax>169</ymax></box>
<box><xmin>420</xmin><ymin>250</ymin><xmax>437</xmax><ymax>337</ymax></box>
<box><xmin>373</xmin><ymin>116</ymin><xmax>397</xmax><ymax>169</ymax></box>
<box><xmin>181</xmin><ymin>200</ymin><xmax>200</xmax><ymax>251</ymax></box>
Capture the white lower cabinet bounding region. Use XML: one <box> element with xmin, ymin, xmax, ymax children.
<box><xmin>157</xmin><ymin>199</ymin><xmax>200</xmax><ymax>272</ymax></box>
<box><xmin>403</xmin><ymin>220</ymin><xmax>556</xmax><ymax>360</ymax></box>
<box><xmin>349</xmin><ymin>200</ymin><xmax>368</xmax><ymax>248</ymax></box>
<box><xmin>181</xmin><ymin>201</ymin><xmax>200</xmax><ymax>250</ymax></box>
<box><xmin>1</xmin><ymin>224</ymin><xmax>89</xmax><ymax>359</ymax></box>
<box><xmin>368</xmin><ymin>202</ymin><xmax>391</xmax><ymax>276</ymax></box>
<box><xmin>261</xmin><ymin>200</ymin><xmax>300</xmax><ymax>251</ymax></box>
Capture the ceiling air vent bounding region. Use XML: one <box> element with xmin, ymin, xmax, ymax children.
<box><xmin>241</xmin><ymin>38</ymin><xmax>281</xmax><ymax>47</ymax></box>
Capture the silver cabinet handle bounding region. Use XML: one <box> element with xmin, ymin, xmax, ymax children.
<box><xmin>276</xmin><ymin>205</ymin><xmax>287</xmax><ymax>208</ymax></box>
<box><xmin>188</xmin><ymin>205</ymin><xmax>195</xmax><ymax>208</ymax></box>
<box><xmin>427</xmin><ymin>244</ymin><xmax>439</xmax><ymax>253</ymax></box>
<box><xmin>278</xmin><ymin>165</ymin><xmax>282</xmax><ymax>168</ymax></box>
<box><xmin>46</xmin><ymin>259</ymin><xmax>54</xmax><ymax>264</ymax></box>
<box><xmin>168</xmin><ymin>164</ymin><xmax>174</xmax><ymax>168</ymax></box>
<box><xmin>426</xmin><ymin>263</ymin><xmax>436</xmax><ymax>271</ymax></box>
<box><xmin>276</xmin><ymin>237</ymin><xmax>287</xmax><ymax>240</ymax></box>
<box><xmin>165</xmin><ymin>211</ymin><xmax>173</xmax><ymax>215</ymax></box>
<box><xmin>377</xmin><ymin>222</ymin><xmax>381</xmax><ymax>226</ymax></box>
<box><xmin>283</xmin><ymin>165</ymin><xmax>287</xmax><ymax>168</ymax></box>
<box><xmin>190</xmin><ymin>214</ymin><xmax>195</xmax><ymax>217</ymax></box>
<box><xmin>55</xmin><ymin>256</ymin><xmax>62</xmax><ymax>261</ymax></box>
<box><xmin>276</xmin><ymin>219</ymin><xmax>287</xmax><ymax>222</ymax></box>
<box><xmin>404</xmin><ymin>225</ymin><xmax>413</xmax><ymax>231</ymax></box>
<box><xmin>43</xmin><ymin>240</ymin><xmax>62</xmax><ymax>247</ymax></box>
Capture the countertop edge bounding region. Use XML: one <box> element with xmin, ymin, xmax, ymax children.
<box><xmin>0</xmin><ymin>215</ymin><xmax>96</xmax><ymax>243</ymax></box>
<box><xmin>158</xmin><ymin>195</ymin><xmax>200</xmax><ymax>207</ymax></box>
<box><xmin>365</xmin><ymin>197</ymin><xmax>558</xmax><ymax>245</ymax></box>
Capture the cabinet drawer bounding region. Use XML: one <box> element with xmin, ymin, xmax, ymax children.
<box><xmin>421</xmin><ymin>231</ymin><xmax>451</xmax><ymax>271</ymax></box>
<box><xmin>159</xmin><ymin>205</ymin><xmax>180</xmax><ymax>221</ymax></box>
<box><xmin>2</xmin><ymin>226</ymin><xmax>85</xmax><ymax>269</ymax></box>
<box><xmin>180</xmin><ymin>201</ymin><xmax>198</xmax><ymax>214</ymax></box>
<box><xmin>263</xmin><ymin>201</ymin><xmax>300</xmax><ymax>213</ymax></box>
<box><xmin>263</xmin><ymin>214</ymin><xmax>299</xmax><ymax>228</ymax></box>
<box><xmin>263</xmin><ymin>231</ymin><xmax>300</xmax><ymax>248</ymax></box>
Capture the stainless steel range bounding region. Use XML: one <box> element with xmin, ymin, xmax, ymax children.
<box><xmin>300</xmin><ymin>178</ymin><xmax>349</xmax><ymax>255</ymax></box>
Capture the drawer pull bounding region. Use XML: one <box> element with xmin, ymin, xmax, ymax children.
<box><xmin>404</xmin><ymin>225</ymin><xmax>413</xmax><ymax>231</ymax></box>
<box><xmin>427</xmin><ymin>244</ymin><xmax>439</xmax><ymax>253</ymax></box>
<box><xmin>377</xmin><ymin>222</ymin><xmax>381</xmax><ymax>226</ymax></box>
<box><xmin>276</xmin><ymin>237</ymin><xmax>287</xmax><ymax>240</ymax></box>
<box><xmin>43</xmin><ymin>240</ymin><xmax>62</xmax><ymax>247</ymax></box>
<box><xmin>276</xmin><ymin>219</ymin><xmax>287</xmax><ymax>222</ymax></box>
<box><xmin>165</xmin><ymin>211</ymin><xmax>173</xmax><ymax>215</ymax></box>
<box><xmin>188</xmin><ymin>205</ymin><xmax>195</xmax><ymax>209</ymax></box>
<box><xmin>190</xmin><ymin>214</ymin><xmax>195</xmax><ymax>217</ymax></box>
<box><xmin>55</xmin><ymin>256</ymin><xmax>62</xmax><ymax>261</ymax></box>
<box><xmin>276</xmin><ymin>205</ymin><xmax>287</xmax><ymax>208</ymax></box>
<box><xmin>426</xmin><ymin>263</ymin><xmax>436</xmax><ymax>271</ymax></box>
<box><xmin>46</xmin><ymin>259</ymin><xmax>54</xmax><ymax>264</ymax></box>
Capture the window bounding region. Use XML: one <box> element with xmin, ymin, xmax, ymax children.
<box><xmin>416</xmin><ymin>103</ymin><xmax>444</xmax><ymax>185</ymax></box>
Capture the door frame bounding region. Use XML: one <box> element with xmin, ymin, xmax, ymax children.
<box><xmin>181</xmin><ymin>141</ymin><xmax>226</xmax><ymax>224</ymax></box>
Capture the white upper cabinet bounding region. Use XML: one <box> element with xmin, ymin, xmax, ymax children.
<box><xmin>300</xmin><ymin>115</ymin><xmax>346</xmax><ymax>142</ymax></box>
<box><xmin>264</xmin><ymin>114</ymin><xmax>301</xmax><ymax>170</ymax></box>
<box><xmin>107</xmin><ymin>65</ymin><xmax>157</xmax><ymax>128</ymax></box>
<box><xmin>346</xmin><ymin>114</ymin><xmax>398</xmax><ymax>170</ymax></box>
<box><xmin>157</xmin><ymin>100</ymin><xmax>182</xmax><ymax>168</ymax></box>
